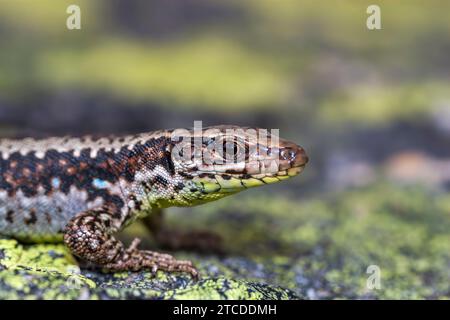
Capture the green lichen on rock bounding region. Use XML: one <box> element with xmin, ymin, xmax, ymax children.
<box><xmin>0</xmin><ymin>239</ymin><xmax>297</xmax><ymax>300</ymax></box>
<box><xmin>164</xmin><ymin>183</ymin><xmax>450</xmax><ymax>299</ymax></box>
<box><xmin>1</xmin><ymin>184</ymin><xmax>449</xmax><ymax>299</ymax></box>
<box><xmin>0</xmin><ymin>240</ymin><xmax>95</xmax><ymax>299</ymax></box>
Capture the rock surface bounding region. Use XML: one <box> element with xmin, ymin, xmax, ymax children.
<box><xmin>1</xmin><ymin>185</ymin><xmax>449</xmax><ymax>299</ymax></box>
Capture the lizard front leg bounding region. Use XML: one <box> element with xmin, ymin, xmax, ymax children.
<box><xmin>63</xmin><ymin>206</ymin><xmax>198</xmax><ymax>278</ymax></box>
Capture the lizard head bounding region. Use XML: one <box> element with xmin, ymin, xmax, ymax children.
<box><xmin>156</xmin><ymin>125</ymin><xmax>308</xmax><ymax>207</ymax></box>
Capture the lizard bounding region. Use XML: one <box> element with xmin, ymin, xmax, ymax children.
<box><xmin>0</xmin><ymin>125</ymin><xmax>308</xmax><ymax>278</ymax></box>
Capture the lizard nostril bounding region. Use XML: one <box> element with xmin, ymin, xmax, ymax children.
<box><xmin>288</xmin><ymin>149</ymin><xmax>296</xmax><ymax>159</ymax></box>
<box><xmin>280</xmin><ymin>149</ymin><xmax>296</xmax><ymax>160</ymax></box>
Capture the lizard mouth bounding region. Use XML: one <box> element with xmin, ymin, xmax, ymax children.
<box><xmin>280</xmin><ymin>164</ymin><xmax>306</xmax><ymax>178</ymax></box>
<box><xmin>192</xmin><ymin>151</ymin><xmax>308</xmax><ymax>193</ymax></box>
<box><xmin>260</xmin><ymin>162</ymin><xmax>306</xmax><ymax>183</ymax></box>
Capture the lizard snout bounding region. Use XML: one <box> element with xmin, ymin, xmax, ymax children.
<box><xmin>278</xmin><ymin>142</ymin><xmax>309</xmax><ymax>170</ymax></box>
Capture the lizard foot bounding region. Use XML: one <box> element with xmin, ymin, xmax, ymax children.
<box><xmin>64</xmin><ymin>209</ymin><xmax>199</xmax><ymax>279</ymax></box>
<box><xmin>104</xmin><ymin>238</ymin><xmax>199</xmax><ymax>279</ymax></box>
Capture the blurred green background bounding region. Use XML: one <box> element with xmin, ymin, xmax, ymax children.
<box><xmin>0</xmin><ymin>0</ymin><xmax>449</xmax><ymax>299</ymax></box>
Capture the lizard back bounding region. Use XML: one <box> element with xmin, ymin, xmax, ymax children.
<box><xmin>0</xmin><ymin>134</ymin><xmax>155</xmax><ymax>240</ymax></box>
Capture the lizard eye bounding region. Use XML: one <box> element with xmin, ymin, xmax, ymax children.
<box><xmin>223</xmin><ymin>139</ymin><xmax>246</xmax><ymax>162</ymax></box>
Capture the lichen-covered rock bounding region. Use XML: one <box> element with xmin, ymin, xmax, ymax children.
<box><xmin>0</xmin><ymin>239</ymin><xmax>297</xmax><ymax>300</ymax></box>
<box><xmin>1</xmin><ymin>184</ymin><xmax>449</xmax><ymax>299</ymax></box>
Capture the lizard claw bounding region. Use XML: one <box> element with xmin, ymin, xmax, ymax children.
<box><xmin>127</xmin><ymin>238</ymin><xmax>141</xmax><ymax>252</ymax></box>
<box><xmin>151</xmin><ymin>264</ymin><xmax>158</xmax><ymax>276</ymax></box>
